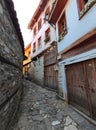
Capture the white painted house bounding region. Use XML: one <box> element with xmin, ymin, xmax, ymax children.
<box><xmin>28</xmin><ymin>0</ymin><xmax>57</xmax><ymax>87</ymax></box>
<box><xmin>49</xmin><ymin>0</ymin><xmax>96</xmax><ymax>120</ymax></box>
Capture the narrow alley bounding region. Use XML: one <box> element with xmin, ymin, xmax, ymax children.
<box><xmin>12</xmin><ymin>80</ymin><xmax>96</xmax><ymax>130</ymax></box>
<box><xmin>1</xmin><ymin>1</ymin><xmax>96</xmax><ymax>129</ymax></box>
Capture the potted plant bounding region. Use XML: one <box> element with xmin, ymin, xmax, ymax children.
<box><xmin>44</xmin><ymin>36</ymin><xmax>50</xmax><ymax>43</ymax></box>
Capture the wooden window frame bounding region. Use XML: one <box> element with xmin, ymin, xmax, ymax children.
<box><xmin>58</xmin><ymin>11</ymin><xmax>67</xmax><ymax>42</ymax></box>
<box><xmin>33</xmin><ymin>42</ymin><xmax>36</xmax><ymax>53</ymax></box>
<box><xmin>44</xmin><ymin>28</ymin><xmax>50</xmax><ymax>43</ymax></box>
<box><xmin>38</xmin><ymin>18</ymin><xmax>42</xmax><ymax>31</ymax></box>
<box><xmin>33</xmin><ymin>26</ymin><xmax>36</xmax><ymax>36</ymax></box>
<box><xmin>38</xmin><ymin>37</ymin><xmax>42</xmax><ymax>50</ymax></box>
<box><xmin>77</xmin><ymin>0</ymin><xmax>96</xmax><ymax>19</ymax></box>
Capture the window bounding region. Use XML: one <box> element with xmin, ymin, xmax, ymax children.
<box><xmin>38</xmin><ymin>19</ymin><xmax>42</xmax><ymax>31</ymax></box>
<box><xmin>33</xmin><ymin>42</ymin><xmax>36</xmax><ymax>53</ymax></box>
<box><xmin>77</xmin><ymin>0</ymin><xmax>96</xmax><ymax>18</ymax></box>
<box><xmin>58</xmin><ymin>12</ymin><xmax>67</xmax><ymax>41</ymax></box>
<box><xmin>44</xmin><ymin>28</ymin><xmax>50</xmax><ymax>43</ymax></box>
<box><xmin>28</xmin><ymin>51</ymin><xmax>31</xmax><ymax>57</ymax></box>
<box><xmin>33</xmin><ymin>26</ymin><xmax>36</xmax><ymax>36</ymax></box>
<box><xmin>78</xmin><ymin>0</ymin><xmax>88</xmax><ymax>12</ymax></box>
<box><xmin>38</xmin><ymin>37</ymin><xmax>42</xmax><ymax>49</ymax></box>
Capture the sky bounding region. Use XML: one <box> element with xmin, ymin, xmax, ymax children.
<box><xmin>12</xmin><ymin>0</ymin><xmax>41</xmax><ymax>47</ymax></box>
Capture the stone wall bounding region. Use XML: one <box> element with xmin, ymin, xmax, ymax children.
<box><xmin>26</xmin><ymin>62</ymin><xmax>34</xmax><ymax>80</ymax></box>
<box><xmin>58</xmin><ymin>64</ymin><xmax>68</xmax><ymax>101</ymax></box>
<box><xmin>31</xmin><ymin>56</ymin><xmax>44</xmax><ymax>86</ymax></box>
<box><xmin>0</xmin><ymin>0</ymin><xmax>23</xmax><ymax>130</ymax></box>
<box><xmin>58</xmin><ymin>64</ymin><xmax>64</xmax><ymax>97</ymax></box>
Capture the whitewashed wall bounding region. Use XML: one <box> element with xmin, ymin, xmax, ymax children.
<box><xmin>56</xmin><ymin>0</ymin><xmax>96</xmax><ymax>100</ymax></box>
<box><xmin>57</xmin><ymin>0</ymin><xmax>96</xmax><ymax>53</ymax></box>
<box><xmin>32</xmin><ymin>56</ymin><xmax>44</xmax><ymax>86</ymax></box>
<box><xmin>31</xmin><ymin>0</ymin><xmax>56</xmax><ymax>58</ymax></box>
<box><xmin>29</xmin><ymin>0</ymin><xmax>56</xmax><ymax>86</ymax></box>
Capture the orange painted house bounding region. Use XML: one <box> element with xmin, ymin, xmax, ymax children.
<box><xmin>23</xmin><ymin>43</ymin><xmax>31</xmax><ymax>76</ymax></box>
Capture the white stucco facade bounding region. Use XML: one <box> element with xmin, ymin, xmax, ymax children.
<box><xmin>29</xmin><ymin>0</ymin><xmax>56</xmax><ymax>86</ymax></box>
<box><xmin>31</xmin><ymin>0</ymin><xmax>56</xmax><ymax>58</ymax></box>
<box><xmin>57</xmin><ymin>0</ymin><xmax>96</xmax><ymax>53</ymax></box>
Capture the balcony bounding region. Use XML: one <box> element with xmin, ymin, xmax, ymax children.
<box><xmin>49</xmin><ymin>0</ymin><xmax>67</xmax><ymax>24</ymax></box>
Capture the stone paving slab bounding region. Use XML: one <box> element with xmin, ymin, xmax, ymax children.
<box><xmin>12</xmin><ymin>80</ymin><xmax>96</xmax><ymax>130</ymax></box>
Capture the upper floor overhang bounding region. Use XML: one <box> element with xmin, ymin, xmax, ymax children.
<box><xmin>24</xmin><ymin>43</ymin><xmax>31</xmax><ymax>51</ymax></box>
<box><xmin>49</xmin><ymin>0</ymin><xmax>67</xmax><ymax>24</ymax></box>
<box><xmin>31</xmin><ymin>41</ymin><xmax>57</xmax><ymax>60</ymax></box>
<box><xmin>28</xmin><ymin>0</ymin><xmax>49</xmax><ymax>29</ymax></box>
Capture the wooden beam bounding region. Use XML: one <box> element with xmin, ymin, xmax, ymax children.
<box><xmin>60</xmin><ymin>28</ymin><xmax>96</xmax><ymax>55</ymax></box>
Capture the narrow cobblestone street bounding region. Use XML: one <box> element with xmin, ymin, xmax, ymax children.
<box><xmin>12</xmin><ymin>80</ymin><xmax>96</xmax><ymax>130</ymax></box>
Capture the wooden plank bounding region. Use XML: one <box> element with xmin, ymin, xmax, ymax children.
<box><xmin>66</xmin><ymin>58</ymin><xmax>96</xmax><ymax>119</ymax></box>
<box><xmin>62</xmin><ymin>37</ymin><xmax>96</xmax><ymax>60</ymax></box>
<box><xmin>66</xmin><ymin>62</ymin><xmax>90</xmax><ymax>115</ymax></box>
<box><xmin>49</xmin><ymin>0</ymin><xmax>67</xmax><ymax>24</ymax></box>
<box><xmin>85</xmin><ymin>59</ymin><xmax>96</xmax><ymax>119</ymax></box>
<box><xmin>44</xmin><ymin>65</ymin><xmax>58</xmax><ymax>90</ymax></box>
<box><xmin>44</xmin><ymin>49</ymin><xmax>57</xmax><ymax>66</ymax></box>
<box><xmin>60</xmin><ymin>28</ymin><xmax>96</xmax><ymax>56</ymax></box>
<box><xmin>59</xmin><ymin>49</ymin><xmax>96</xmax><ymax>65</ymax></box>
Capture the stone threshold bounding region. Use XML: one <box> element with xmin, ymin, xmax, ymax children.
<box><xmin>70</xmin><ymin>105</ymin><xmax>96</xmax><ymax>126</ymax></box>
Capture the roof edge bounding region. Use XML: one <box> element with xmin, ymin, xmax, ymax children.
<box><xmin>4</xmin><ymin>0</ymin><xmax>24</xmax><ymax>54</ymax></box>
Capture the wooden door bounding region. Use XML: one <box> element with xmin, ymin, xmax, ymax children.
<box><xmin>44</xmin><ymin>46</ymin><xmax>58</xmax><ymax>91</ymax></box>
<box><xmin>44</xmin><ymin>65</ymin><xmax>58</xmax><ymax>90</ymax></box>
<box><xmin>66</xmin><ymin>59</ymin><xmax>96</xmax><ymax>119</ymax></box>
<box><xmin>66</xmin><ymin>62</ymin><xmax>90</xmax><ymax>115</ymax></box>
<box><xmin>85</xmin><ymin>59</ymin><xmax>96</xmax><ymax>119</ymax></box>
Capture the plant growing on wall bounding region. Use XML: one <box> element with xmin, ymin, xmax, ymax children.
<box><xmin>58</xmin><ymin>30</ymin><xmax>67</xmax><ymax>42</ymax></box>
<box><xmin>79</xmin><ymin>0</ymin><xmax>96</xmax><ymax>18</ymax></box>
<box><xmin>44</xmin><ymin>36</ymin><xmax>50</xmax><ymax>43</ymax></box>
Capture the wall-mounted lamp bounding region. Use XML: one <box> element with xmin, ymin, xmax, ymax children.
<box><xmin>43</xmin><ymin>14</ymin><xmax>56</xmax><ymax>30</ymax></box>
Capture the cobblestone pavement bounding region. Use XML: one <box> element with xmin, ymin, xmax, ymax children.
<box><xmin>12</xmin><ymin>80</ymin><xmax>96</xmax><ymax>130</ymax></box>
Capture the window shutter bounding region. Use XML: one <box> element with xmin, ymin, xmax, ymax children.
<box><xmin>78</xmin><ymin>0</ymin><xmax>85</xmax><ymax>11</ymax></box>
